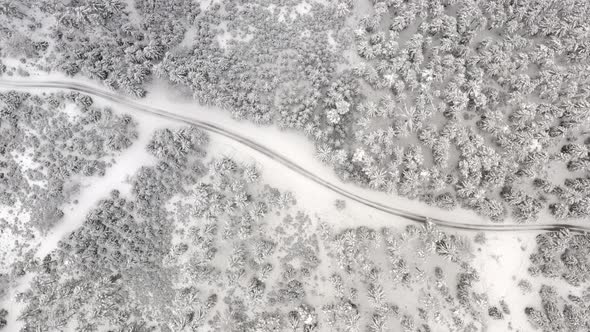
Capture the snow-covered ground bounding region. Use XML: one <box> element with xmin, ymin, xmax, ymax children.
<box><xmin>474</xmin><ymin>233</ymin><xmax>539</xmax><ymax>331</ymax></box>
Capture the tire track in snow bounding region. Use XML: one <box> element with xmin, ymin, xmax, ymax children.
<box><xmin>1</xmin><ymin>79</ymin><xmax>588</xmax><ymax>234</ymax></box>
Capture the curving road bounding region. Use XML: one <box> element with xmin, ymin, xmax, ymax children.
<box><xmin>1</xmin><ymin>79</ymin><xmax>589</xmax><ymax>234</ymax></box>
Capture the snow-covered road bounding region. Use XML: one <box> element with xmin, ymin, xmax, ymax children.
<box><xmin>1</xmin><ymin>78</ymin><xmax>587</xmax><ymax>234</ymax></box>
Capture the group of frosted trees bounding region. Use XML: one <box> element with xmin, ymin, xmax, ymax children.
<box><xmin>0</xmin><ymin>90</ymin><xmax>138</xmax><ymax>329</ymax></box>
<box><xmin>0</xmin><ymin>91</ymin><xmax>137</xmax><ymax>232</ymax></box>
<box><xmin>522</xmin><ymin>229</ymin><xmax>590</xmax><ymax>331</ymax></box>
<box><xmin>525</xmin><ymin>285</ymin><xmax>590</xmax><ymax>332</ymax></box>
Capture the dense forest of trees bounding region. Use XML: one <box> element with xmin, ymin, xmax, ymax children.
<box><xmin>10</xmin><ymin>126</ymin><xmax>502</xmax><ymax>331</ymax></box>
<box><xmin>529</xmin><ymin>229</ymin><xmax>590</xmax><ymax>287</ymax></box>
<box><xmin>525</xmin><ymin>284</ymin><xmax>590</xmax><ymax>332</ymax></box>
<box><xmin>2</xmin><ymin>1</ymin><xmax>590</xmax><ymax>331</ymax></box>
<box><xmin>0</xmin><ymin>91</ymin><xmax>137</xmax><ymax>234</ymax></box>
